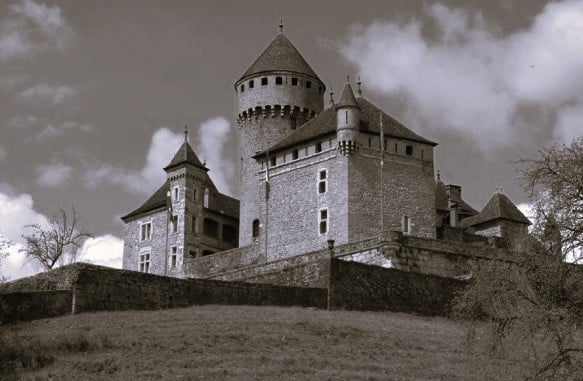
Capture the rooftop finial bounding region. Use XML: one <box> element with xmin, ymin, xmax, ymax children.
<box><xmin>278</xmin><ymin>14</ymin><xmax>284</xmax><ymax>34</ymax></box>
<box><xmin>184</xmin><ymin>124</ymin><xmax>188</xmax><ymax>142</ymax></box>
<box><xmin>329</xmin><ymin>86</ymin><xmax>335</xmax><ymax>105</ymax></box>
<box><xmin>357</xmin><ymin>75</ymin><xmax>362</xmax><ymax>97</ymax></box>
<box><xmin>437</xmin><ymin>169</ymin><xmax>441</xmax><ymax>182</ymax></box>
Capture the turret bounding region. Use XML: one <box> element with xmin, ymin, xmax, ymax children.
<box><xmin>335</xmin><ymin>80</ymin><xmax>360</xmax><ymax>156</ymax></box>
<box><xmin>236</xmin><ymin>26</ymin><xmax>326</xmax><ymax>247</ymax></box>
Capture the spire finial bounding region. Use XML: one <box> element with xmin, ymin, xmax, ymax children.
<box><xmin>329</xmin><ymin>86</ymin><xmax>335</xmax><ymax>105</ymax></box>
<box><xmin>357</xmin><ymin>75</ymin><xmax>362</xmax><ymax>97</ymax></box>
<box><xmin>437</xmin><ymin>169</ymin><xmax>441</xmax><ymax>182</ymax></box>
<box><xmin>278</xmin><ymin>14</ymin><xmax>284</xmax><ymax>33</ymax></box>
<box><xmin>184</xmin><ymin>124</ymin><xmax>188</xmax><ymax>142</ymax></box>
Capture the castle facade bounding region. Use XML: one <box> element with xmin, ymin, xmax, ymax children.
<box><xmin>121</xmin><ymin>29</ymin><xmax>530</xmax><ymax>278</ymax></box>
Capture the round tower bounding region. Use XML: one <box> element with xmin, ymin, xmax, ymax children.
<box><xmin>335</xmin><ymin>81</ymin><xmax>360</xmax><ymax>156</ymax></box>
<box><xmin>235</xmin><ymin>29</ymin><xmax>325</xmax><ymax>247</ymax></box>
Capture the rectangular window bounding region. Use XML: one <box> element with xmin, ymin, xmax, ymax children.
<box><xmin>261</xmin><ymin>77</ymin><xmax>268</xmax><ymax>86</ymax></box>
<box><xmin>318</xmin><ymin>169</ymin><xmax>327</xmax><ymax>194</ymax></box>
<box><xmin>270</xmin><ymin>156</ymin><xmax>276</xmax><ymax>166</ymax></box>
<box><xmin>249</xmin><ymin>80</ymin><xmax>254</xmax><ymax>88</ymax></box>
<box><xmin>275</xmin><ymin>76</ymin><xmax>283</xmax><ymax>85</ymax></box>
<box><xmin>315</xmin><ymin>141</ymin><xmax>322</xmax><ymax>153</ymax></box>
<box><xmin>319</xmin><ymin>208</ymin><xmax>328</xmax><ymax>235</ymax></box>
<box><xmin>403</xmin><ymin>216</ymin><xmax>411</xmax><ymax>234</ymax></box>
<box><xmin>171</xmin><ymin>215</ymin><xmax>178</xmax><ymax>233</ymax></box>
<box><xmin>384</xmin><ymin>139</ymin><xmax>388</xmax><ymax>152</ymax></box>
<box><xmin>292</xmin><ymin>149</ymin><xmax>298</xmax><ymax>160</ymax></box>
<box><xmin>171</xmin><ymin>246</ymin><xmax>177</xmax><ymax>268</ymax></box>
<box><xmin>291</xmin><ymin>77</ymin><xmax>298</xmax><ymax>86</ymax></box>
<box><xmin>368</xmin><ymin>137</ymin><xmax>372</xmax><ymax>147</ymax></box>
<box><xmin>405</xmin><ymin>145</ymin><xmax>413</xmax><ymax>156</ymax></box>
<box><xmin>140</xmin><ymin>222</ymin><xmax>152</xmax><ymax>241</ymax></box>
<box><xmin>240</xmin><ymin>84</ymin><xmax>244</xmax><ymax>92</ymax></box>
<box><xmin>139</xmin><ymin>252</ymin><xmax>150</xmax><ymax>273</ymax></box>
<box><xmin>191</xmin><ymin>216</ymin><xmax>197</xmax><ymax>233</ymax></box>
<box><xmin>193</xmin><ymin>189</ymin><xmax>197</xmax><ymax>201</ymax></box>
<box><xmin>173</xmin><ymin>186</ymin><xmax>179</xmax><ymax>201</ymax></box>
<box><xmin>395</xmin><ymin>142</ymin><xmax>398</xmax><ymax>153</ymax></box>
<box><xmin>421</xmin><ymin>149</ymin><xmax>424</xmax><ymax>159</ymax></box>
<box><xmin>306</xmin><ymin>81</ymin><xmax>312</xmax><ymax>89</ymax></box>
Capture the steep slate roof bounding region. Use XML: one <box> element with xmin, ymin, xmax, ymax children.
<box><xmin>164</xmin><ymin>141</ymin><xmax>207</xmax><ymax>171</ymax></box>
<box><xmin>121</xmin><ymin>182</ymin><xmax>168</xmax><ymax>222</ymax></box>
<box><xmin>237</xmin><ymin>33</ymin><xmax>321</xmax><ymax>83</ymax></box>
<box><xmin>458</xmin><ymin>192</ymin><xmax>531</xmax><ymax>228</ymax></box>
<box><xmin>257</xmin><ymin>97</ymin><xmax>437</xmax><ymax>156</ymax></box>
<box><xmin>336</xmin><ymin>82</ymin><xmax>359</xmax><ymax>109</ymax></box>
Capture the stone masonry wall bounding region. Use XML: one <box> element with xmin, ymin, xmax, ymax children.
<box><xmin>0</xmin><ymin>291</ymin><xmax>72</xmax><ymax>324</ymax></box>
<box><xmin>123</xmin><ymin>208</ymin><xmax>168</xmax><ymax>275</ymax></box>
<box><xmin>328</xmin><ymin>259</ymin><xmax>465</xmax><ymax>315</ymax></box>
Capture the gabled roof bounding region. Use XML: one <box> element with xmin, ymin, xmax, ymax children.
<box><xmin>458</xmin><ymin>193</ymin><xmax>531</xmax><ymax>228</ymax></box>
<box><xmin>435</xmin><ymin>181</ymin><xmax>478</xmax><ymax>215</ymax></box>
<box><xmin>237</xmin><ymin>33</ymin><xmax>321</xmax><ymax>83</ymax></box>
<box><xmin>164</xmin><ymin>140</ymin><xmax>207</xmax><ymax>172</ymax></box>
<box><xmin>256</xmin><ymin>96</ymin><xmax>437</xmax><ymax>157</ymax></box>
<box><xmin>121</xmin><ymin>182</ymin><xmax>168</xmax><ymax>222</ymax></box>
<box><xmin>336</xmin><ymin>82</ymin><xmax>359</xmax><ymax>109</ymax></box>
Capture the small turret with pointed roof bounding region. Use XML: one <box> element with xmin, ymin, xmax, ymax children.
<box><xmin>336</xmin><ymin>77</ymin><xmax>360</xmax><ymax>156</ymax></box>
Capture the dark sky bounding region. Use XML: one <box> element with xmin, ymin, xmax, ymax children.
<box><xmin>1</xmin><ymin>0</ymin><xmax>581</xmax><ymax>278</ymax></box>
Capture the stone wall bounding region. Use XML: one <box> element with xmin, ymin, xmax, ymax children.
<box><xmin>328</xmin><ymin>259</ymin><xmax>465</xmax><ymax>315</ymax></box>
<box><xmin>0</xmin><ymin>291</ymin><xmax>72</xmax><ymax>324</ymax></box>
<box><xmin>123</xmin><ymin>208</ymin><xmax>167</xmax><ymax>275</ymax></box>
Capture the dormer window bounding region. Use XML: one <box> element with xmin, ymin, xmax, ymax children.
<box><xmin>275</xmin><ymin>76</ymin><xmax>283</xmax><ymax>85</ymax></box>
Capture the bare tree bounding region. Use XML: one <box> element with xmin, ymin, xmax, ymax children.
<box><xmin>0</xmin><ymin>236</ymin><xmax>10</xmax><ymax>283</ymax></box>
<box><xmin>455</xmin><ymin>136</ymin><xmax>583</xmax><ymax>380</ymax></box>
<box><xmin>21</xmin><ymin>206</ymin><xmax>92</xmax><ymax>270</ymax></box>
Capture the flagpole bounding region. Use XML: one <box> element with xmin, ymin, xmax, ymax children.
<box><xmin>380</xmin><ymin>112</ymin><xmax>384</xmax><ymax>241</ymax></box>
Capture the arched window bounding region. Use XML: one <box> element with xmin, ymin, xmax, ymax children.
<box><xmin>252</xmin><ymin>219</ymin><xmax>260</xmax><ymax>238</ymax></box>
<box><xmin>203</xmin><ymin>218</ymin><xmax>219</xmax><ymax>238</ymax></box>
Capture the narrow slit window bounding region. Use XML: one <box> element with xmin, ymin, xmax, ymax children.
<box><xmin>171</xmin><ymin>246</ymin><xmax>177</xmax><ymax>268</ymax></box>
<box><xmin>252</xmin><ymin>219</ymin><xmax>260</xmax><ymax>238</ymax></box>
<box><xmin>319</xmin><ymin>209</ymin><xmax>328</xmax><ymax>235</ymax></box>
<box><xmin>171</xmin><ymin>215</ymin><xmax>178</xmax><ymax>233</ymax></box>
<box><xmin>403</xmin><ymin>216</ymin><xmax>411</xmax><ymax>234</ymax></box>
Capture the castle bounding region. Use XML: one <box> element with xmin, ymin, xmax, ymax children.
<box><xmin>121</xmin><ymin>28</ymin><xmax>531</xmax><ymax>280</ymax></box>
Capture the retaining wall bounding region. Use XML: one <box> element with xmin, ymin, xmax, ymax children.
<box><xmin>0</xmin><ymin>290</ymin><xmax>72</xmax><ymax>324</ymax></box>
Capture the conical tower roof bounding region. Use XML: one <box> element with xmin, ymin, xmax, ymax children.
<box><xmin>164</xmin><ymin>140</ymin><xmax>207</xmax><ymax>172</ymax></box>
<box><xmin>335</xmin><ymin>82</ymin><xmax>359</xmax><ymax>109</ymax></box>
<box><xmin>238</xmin><ymin>33</ymin><xmax>321</xmax><ymax>83</ymax></box>
<box><xmin>459</xmin><ymin>192</ymin><xmax>531</xmax><ymax>228</ymax></box>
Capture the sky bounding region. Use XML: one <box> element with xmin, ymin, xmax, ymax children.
<box><xmin>0</xmin><ymin>0</ymin><xmax>581</xmax><ymax>280</ymax></box>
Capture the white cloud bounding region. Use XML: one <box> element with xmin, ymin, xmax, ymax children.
<box><xmin>0</xmin><ymin>190</ymin><xmax>47</xmax><ymax>243</ymax></box>
<box><xmin>7</xmin><ymin>115</ymin><xmax>39</xmax><ymax>129</ymax></box>
<box><xmin>340</xmin><ymin>0</ymin><xmax>583</xmax><ymax>150</ymax></box>
<box><xmin>0</xmin><ymin>73</ymin><xmax>27</xmax><ymax>89</ymax></box>
<box><xmin>194</xmin><ymin>117</ymin><xmax>234</xmax><ymax>195</ymax></box>
<box><xmin>20</xmin><ymin>83</ymin><xmax>76</xmax><ymax>104</ymax></box>
<box><xmin>36</xmin><ymin>161</ymin><xmax>74</xmax><ymax>187</ymax></box>
<box><xmin>38</xmin><ymin>121</ymin><xmax>92</xmax><ymax>139</ymax></box>
<box><xmin>83</xmin><ymin>127</ymin><xmax>183</xmax><ymax>194</ymax></box>
<box><xmin>79</xmin><ymin>234</ymin><xmax>123</xmax><ymax>269</ymax></box>
<box><xmin>0</xmin><ymin>0</ymin><xmax>72</xmax><ymax>62</ymax></box>
<box><xmin>0</xmin><ymin>239</ymin><xmax>41</xmax><ymax>281</ymax></box>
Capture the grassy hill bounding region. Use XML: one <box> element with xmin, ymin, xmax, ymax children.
<box><xmin>1</xmin><ymin>305</ymin><xmax>531</xmax><ymax>380</ymax></box>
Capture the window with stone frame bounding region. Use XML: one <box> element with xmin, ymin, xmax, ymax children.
<box><xmin>139</xmin><ymin>251</ymin><xmax>150</xmax><ymax>273</ymax></box>
<box><xmin>318</xmin><ymin>169</ymin><xmax>327</xmax><ymax>194</ymax></box>
<box><xmin>402</xmin><ymin>216</ymin><xmax>411</xmax><ymax>234</ymax></box>
<box><xmin>173</xmin><ymin>186</ymin><xmax>179</xmax><ymax>201</ymax></box>
<box><xmin>171</xmin><ymin>246</ymin><xmax>177</xmax><ymax>268</ymax></box>
<box><xmin>171</xmin><ymin>215</ymin><xmax>178</xmax><ymax>233</ymax></box>
<box><xmin>252</xmin><ymin>219</ymin><xmax>260</xmax><ymax>238</ymax></box>
<box><xmin>140</xmin><ymin>222</ymin><xmax>152</xmax><ymax>241</ymax></box>
<box><xmin>319</xmin><ymin>208</ymin><xmax>328</xmax><ymax>235</ymax></box>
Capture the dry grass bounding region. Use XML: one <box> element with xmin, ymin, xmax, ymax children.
<box><xmin>1</xmin><ymin>305</ymin><xmax>532</xmax><ymax>380</ymax></box>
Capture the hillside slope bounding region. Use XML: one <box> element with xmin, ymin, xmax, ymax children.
<box><xmin>1</xmin><ymin>305</ymin><xmax>530</xmax><ymax>380</ymax></box>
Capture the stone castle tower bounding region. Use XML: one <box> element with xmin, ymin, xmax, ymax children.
<box><xmin>234</xmin><ymin>30</ymin><xmax>326</xmax><ymax>249</ymax></box>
